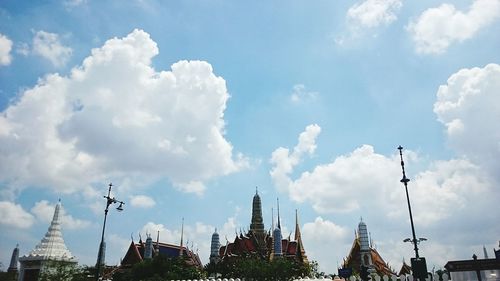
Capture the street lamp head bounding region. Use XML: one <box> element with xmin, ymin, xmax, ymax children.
<box><xmin>418</xmin><ymin>238</ymin><xmax>427</xmax><ymax>242</ymax></box>
<box><xmin>403</xmin><ymin>238</ymin><xmax>411</xmax><ymax>243</ymax></box>
<box><xmin>116</xmin><ymin>202</ymin><xmax>124</xmax><ymax>212</ymax></box>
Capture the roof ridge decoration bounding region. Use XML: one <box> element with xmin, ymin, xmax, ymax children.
<box><xmin>21</xmin><ymin>201</ymin><xmax>76</xmax><ymax>262</ymax></box>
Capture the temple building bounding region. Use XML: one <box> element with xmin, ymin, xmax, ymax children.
<box><xmin>217</xmin><ymin>189</ymin><xmax>308</xmax><ymax>264</ymax></box>
<box><xmin>342</xmin><ymin>218</ymin><xmax>395</xmax><ymax>276</ymax></box>
<box><xmin>120</xmin><ymin>223</ymin><xmax>202</xmax><ymax>269</ymax></box>
<box><xmin>18</xmin><ymin>200</ymin><xmax>77</xmax><ymax>281</ymax></box>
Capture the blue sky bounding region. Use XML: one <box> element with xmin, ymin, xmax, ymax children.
<box><xmin>1</xmin><ymin>0</ymin><xmax>500</xmax><ymax>274</ymax></box>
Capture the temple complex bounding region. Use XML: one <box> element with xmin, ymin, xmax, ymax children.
<box><xmin>342</xmin><ymin>218</ymin><xmax>395</xmax><ymax>276</ymax></box>
<box><xmin>216</xmin><ymin>189</ymin><xmax>308</xmax><ymax>264</ymax></box>
<box><xmin>18</xmin><ymin>200</ymin><xmax>77</xmax><ymax>281</ymax></box>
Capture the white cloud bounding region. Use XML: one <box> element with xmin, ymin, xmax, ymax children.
<box><xmin>270</xmin><ymin>124</ymin><xmax>321</xmax><ymax>192</ymax></box>
<box><xmin>434</xmin><ymin>63</ymin><xmax>500</xmax><ymax>177</ymax></box>
<box><xmin>290</xmin><ymin>84</ymin><xmax>318</xmax><ymax>104</ymax></box>
<box><xmin>302</xmin><ymin>217</ymin><xmax>350</xmax><ymax>272</ymax></box>
<box><xmin>269</xmin><ymin>125</ymin><xmax>500</xmax><ymax>268</ymax></box>
<box><xmin>32</xmin><ymin>30</ymin><xmax>73</xmax><ymax>67</ymax></box>
<box><xmin>0</xmin><ymin>29</ymin><xmax>246</xmax><ymax>197</ymax></box>
<box><xmin>0</xmin><ymin>201</ymin><xmax>34</xmax><ymax>228</ymax></box>
<box><xmin>0</xmin><ymin>33</ymin><xmax>13</xmax><ymax>66</ymax></box>
<box><xmin>30</xmin><ymin>200</ymin><xmax>91</xmax><ymax>230</ymax></box>
<box><xmin>347</xmin><ymin>0</ymin><xmax>402</xmax><ymax>29</ymax></box>
<box><xmin>130</xmin><ymin>195</ymin><xmax>156</xmax><ymax>208</ymax></box>
<box><xmin>408</xmin><ymin>0</ymin><xmax>500</xmax><ymax>54</ymax></box>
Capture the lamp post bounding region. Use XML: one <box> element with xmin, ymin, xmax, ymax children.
<box><xmin>95</xmin><ymin>183</ymin><xmax>124</xmax><ymax>281</ymax></box>
<box><xmin>398</xmin><ymin>146</ymin><xmax>427</xmax><ymax>281</ymax></box>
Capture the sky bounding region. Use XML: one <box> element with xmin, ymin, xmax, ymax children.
<box><xmin>0</xmin><ymin>0</ymin><xmax>499</xmax><ymax>274</ymax></box>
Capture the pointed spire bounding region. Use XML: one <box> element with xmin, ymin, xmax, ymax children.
<box><xmin>250</xmin><ymin>188</ymin><xmax>264</xmax><ymax>235</ymax></box>
<box><xmin>277</xmin><ymin>198</ymin><xmax>281</xmax><ymax>230</ymax></box>
<box><xmin>271</xmin><ymin>207</ymin><xmax>275</xmax><ymax>235</ymax></box>
<box><xmin>21</xmin><ymin>200</ymin><xmax>75</xmax><ymax>262</ymax></box>
<box><xmin>156</xmin><ymin>230</ymin><xmax>160</xmax><ymax>251</ymax></box>
<box><xmin>483</xmin><ymin>245</ymin><xmax>489</xmax><ymax>259</ymax></box>
<box><xmin>180</xmin><ymin>217</ymin><xmax>184</xmax><ymax>256</ymax></box>
<box><xmin>294</xmin><ymin>209</ymin><xmax>308</xmax><ymax>263</ymax></box>
<box><xmin>8</xmin><ymin>244</ymin><xmax>19</xmax><ymax>272</ymax></box>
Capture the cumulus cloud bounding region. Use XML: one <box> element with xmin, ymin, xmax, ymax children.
<box><xmin>30</xmin><ymin>200</ymin><xmax>91</xmax><ymax>230</ymax></box>
<box><xmin>408</xmin><ymin>0</ymin><xmax>500</xmax><ymax>54</ymax></box>
<box><xmin>270</xmin><ymin>122</ymin><xmax>499</xmax><ymax>268</ymax></box>
<box><xmin>270</xmin><ymin>124</ymin><xmax>321</xmax><ymax>192</ymax></box>
<box><xmin>302</xmin><ymin>217</ymin><xmax>350</xmax><ymax>271</ymax></box>
<box><xmin>32</xmin><ymin>30</ymin><xmax>72</xmax><ymax>67</ymax></box>
<box><xmin>0</xmin><ymin>33</ymin><xmax>13</xmax><ymax>66</ymax></box>
<box><xmin>434</xmin><ymin>63</ymin><xmax>500</xmax><ymax>176</ymax></box>
<box><xmin>0</xmin><ymin>29</ymin><xmax>246</xmax><ymax>197</ymax></box>
<box><xmin>0</xmin><ymin>201</ymin><xmax>35</xmax><ymax>228</ymax></box>
<box><xmin>347</xmin><ymin>0</ymin><xmax>402</xmax><ymax>29</ymax></box>
<box><xmin>130</xmin><ymin>195</ymin><xmax>156</xmax><ymax>208</ymax></box>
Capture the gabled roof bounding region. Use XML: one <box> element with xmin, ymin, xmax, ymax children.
<box><xmin>121</xmin><ymin>241</ymin><xmax>202</xmax><ymax>268</ymax></box>
<box><xmin>343</xmin><ymin>236</ymin><xmax>395</xmax><ymax>276</ymax></box>
<box><xmin>398</xmin><ymin>260</ymin><xmax>412</xmax><ymax>276</ymax></box>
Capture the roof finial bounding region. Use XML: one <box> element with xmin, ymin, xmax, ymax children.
<box><xmin>256</xmin><ymin>186</ymin><xmax>258</xmax><ymax>195</ymax></box>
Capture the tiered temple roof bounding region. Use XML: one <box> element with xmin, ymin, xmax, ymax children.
<box><xmin>121</xmin><ymin>240</ymin><xmax>202</xmax><ymax>268</ymax></box>
<box><xmin>342</xmin><ymin>221</ymin><xmax>395</xmax><ymax>276</ymax></box>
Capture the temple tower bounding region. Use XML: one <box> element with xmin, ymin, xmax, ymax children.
<box><xmin>144</xmin><ymin>234</ymin><xmax>153</xmax><ymax>259</ymax></box>
<box><xmin>18</xmin><ymin>200</ymin><xmax>76</xmax><ymax>281</ymax></box>
<box><xmin>209</xmin><ymin>228</ymin><xmax>221</xmax><ymax>263</ymax></box>
<box><xmin>8</xmin><ymin>244</ymin><xmax>19</xmax><ymax>272</ymax></box>
<box><xmin>7</xmin><ymin>244</ymin><xmax>19</xmax><ymax>280</ymax></box>
<box><xmin>358</xmin><ymin>218</ymin><xmax>373</xmax><ymax>269</ymax></box>
<box><xmin>294</xmin><ymin>210</ymin><xmax>308</xmax><ymax>264</ymax></box>
<box><xmin>250</xmin><ymin>188</ymin><xmax>265</xmax><ymax>235</ymax></box>
<box><xmin>273</xmin><ymin>199</ymin><xmax>283</xmax><ymax>258</ymax></box>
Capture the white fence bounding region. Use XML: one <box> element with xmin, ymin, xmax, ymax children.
<box><xmin>159</xmin><ymin>273</ymin><xmax>452</xmax><ymax>281</ymax></box>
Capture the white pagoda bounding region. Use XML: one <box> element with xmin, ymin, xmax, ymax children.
<box><xmin>18</xmin><ymin>200</ymin><xmax>77</xmax><ymax>281</ymax></box>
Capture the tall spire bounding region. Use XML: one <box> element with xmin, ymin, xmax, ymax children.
<box><xmin>271</xmin><ymin>208</ymin><xmax>275</xmax><ymax>235</ymax></box>
<box><xmin>250</xmin><ymin>187</ymin><xmax>264</xmax><ymax>235</ymax></box>
<box><xmin>277</xmin><ymin>198</ymin><xmax>281</xmax><ymax>230</ymax></box>
<box><xmin>8</xmin><ymin>244</ymin><xmax>19</xmax><ymax>272</ymax></box>
<box><xmin>294</xmin><ymin>209</ymin><xmax>308</xmax><ymax>263</ymax></box>
<box><xmin>22</xmin><ymin>201</ymin><xmax>75</xmax><ymax>261</ymax></box>
<box><xmin>156</xmin><ymin>230</ymin><xmax>160</xmax><ymax>251</ymax></box>
<box><xmin>180</xmin><ymin>217</ymin><xmax>184</xmax><ymax>257</ymax></box>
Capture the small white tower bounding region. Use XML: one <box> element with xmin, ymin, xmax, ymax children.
<box><xmin>358</xmin><ymin>218</ymin><xmax>373</xmax><ymax>269</ymax></box>
<box><xmin>18</xmin><ymin>200</ymin><xmax>77</xmax><ymax>281</ymax></box>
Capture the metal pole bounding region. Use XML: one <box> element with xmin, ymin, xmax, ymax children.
<box><xmin>398</xmin><ymin>146</ymin><xmax>420</xmax><ymax>258</ymax></box>
<box><xmin>95</xmin><ymin>183</ymin><xmax>113</xmax><ymax>281</ymax></box>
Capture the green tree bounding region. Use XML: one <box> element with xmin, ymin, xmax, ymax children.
<box><xmin>113</xmin><ymin>255</ymin><xmax>204</xmax><ymax>281</ymax></box>
<box><xmin>214</xmin><ymin>255</ymin><xmax>314</xmax><ymax>281</ymax></box>
<box><xmin>37</xmin><ymin>261</ymin><xmax>90</xmax><ymax>281</ymax></box>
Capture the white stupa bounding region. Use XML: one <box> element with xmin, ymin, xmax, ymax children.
<box><xmin>18</xmin><ymin>200</ymin><xmax>77</xmax><ymax>281</ymax></box>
